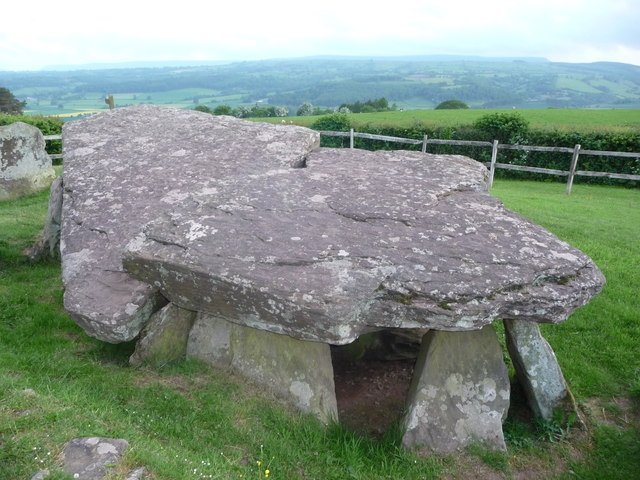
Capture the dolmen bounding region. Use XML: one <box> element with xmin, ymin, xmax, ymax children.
<box><xmin>59</xmin><ymin>105</ymin><xmax>604</xmax><ymax>453</ymax></box>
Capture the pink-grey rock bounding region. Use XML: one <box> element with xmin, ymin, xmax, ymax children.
<box><xmin>1</xmin><ymin>122</ymin><xmax>55</xmax><ymax>200</ymax></box>
<box><xmin>402</xmin><ymin>326</ymin><xmax>510</xmax><ymax>452</ymax></box>
<box><xmin>123</xmin><ymin>146</ymin><xmax>604</xmax><ymax>345</ymax></box>
<box><xmin>61</xmin><ymin>437</ymin><xmax>129</xmax><ymax>480</ymax></box>
<box><xmin>60</xmin><ymin>105</ymin><xmax>319</xmax><ymax>342</ymax></box>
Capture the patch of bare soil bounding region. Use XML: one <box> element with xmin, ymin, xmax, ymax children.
<box><xmin>331</xmin><ymin>356</ymin><xmax>596</xmax><ymax>479</ymax></box>
<box><xmin>582</xmin><ymin>396</ymin><xmax>640</xmax><ymax>430</ymax></box>
<box><xmin>132</xmin><ymin>368</ymin><xmax>212</xmax><ymax>399</ymax></box>
<box><xmin>332</xmin><ymin>355</ymin><xmax>415</xmax><ymax>437</ymax></box>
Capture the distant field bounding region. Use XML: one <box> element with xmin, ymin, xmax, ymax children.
<box><xmin>24</xmin><ymin>88</ymin><xmax>244</xmax><ymax>117</ymax></box>
<box><xmin>286</xmin><ymin>109</ymin><xmax>640</xmax><ymax>132</ymax></box>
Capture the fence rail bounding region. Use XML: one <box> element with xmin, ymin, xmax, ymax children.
<box><xmin>321</xmin><ymin>129</ymin><xmax>640</xmax><ymax>194</ymax></box>
<box><xmin>43</xmin><ymin>130</ymin><xmax>640</xmax><ymax>194</ymax></box>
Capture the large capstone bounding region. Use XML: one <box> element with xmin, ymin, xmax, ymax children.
<box><xmin>62</xmin><ymin>105</ymin><xmax>604</xmax><ymax>345</ymax></box>
<box><xmin>0</xmin><ymin>122</ymin><xmax>55</xmax><ymax>200</ymax></box>
<box><xmin>123</xmin><ymin>141</ymin><xmax>604</xmax><ymax>345</ymax></box>
<box><xmin>60</xmin><ymin>105</ymin><xmax>319</xmax><ymax>342</ymax></box>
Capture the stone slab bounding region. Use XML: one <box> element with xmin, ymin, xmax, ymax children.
<box><xmin>124</xmin><ymin>147</ymin><xmax>605</xmax><ymax>345</ymax></box>
<box><xmin>187</xmin><ymin>312</ymin><xmax>338</xmax><ymax>423</ymax></box>
<box><xmin>61</xmin><ymin>437</ymin><xmax>129</xmax><ymax>480</ymax></box>
<box><xmin>60</xmin><ymin>105</ymin><xmax>319</xmax><ymax>342</ymax></box>
<box><xmin>129</xmin><ymin>302</ymin><xmax>196</xmax><ymax>367</ymax></box>
<box><xmin>402</xmin><ymin>326</ymin><xmax>510</xmax><ymax>453</ymax></box>
<box><xmin>26</xmin><ymin>175</ymin><xmax>63</xmax><ymax>261</ymax></box>
<box><xmin>504</xmin><ymin>319</ymin><xmax>570</xmax><ymax>420</ymax></box>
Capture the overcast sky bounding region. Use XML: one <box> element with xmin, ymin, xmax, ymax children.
<box><xmin>1</xmin><ymin>0</ymin><xmax>639</xmax><ymax>70</ymax></box>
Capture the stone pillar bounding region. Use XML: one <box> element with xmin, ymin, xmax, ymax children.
<box><xmin>129</xmin><ymin>303</ymin><xmax>196</xmax><ymax>367</ymax></box>
<box><xmin>187</xmin><ymin>313</ymin><xmax>338</xmax><ymax>424</ymax></box>
<box><xmin>402</xmin><ymin>325</ymin><xmax>510</xmax><ymax>453</ymax></box>
<box><xmin>26</xmin><ymin>176</ymin><xmax>63</xmax><ymax>261</ymax></box>
<box><xmin>504</xmin><ymin>319</ymin><xmax>570</xmax><ymax>420</ymax></box>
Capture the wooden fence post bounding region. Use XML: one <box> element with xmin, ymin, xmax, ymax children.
<box><xmin>488</xmin><ymin>140</ymin><xmax>499</xmax><ymax>190</ymax></box>
<box><xmin>566</xmin><ymin>144</ymin><xmax>581</xmax><ymax>195</ymax></box>
<box><xmin>349</xmin><ymin>128</ymin><xmax>354</xmax><ymax>149</ymax></box>
<box><xmin>422</xmin><ymin>134</ymin><xmax>428</xmax><ymax>153</ymax></box>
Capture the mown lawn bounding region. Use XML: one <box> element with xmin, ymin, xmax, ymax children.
<box><xmin>1</xmin><ymin>180</ymin><xmax>639</xmax><ymax>479</ymax></box>
<box><xmin>280</xmin><ymin>108</ymin><xmax>640</xmax><ymax>133</ymax></box>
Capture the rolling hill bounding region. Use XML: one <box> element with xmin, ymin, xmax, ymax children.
<box><xmin>1</xmin><ymin>56</ymin><xmax>639</xmax><ymax>117</ymax></box>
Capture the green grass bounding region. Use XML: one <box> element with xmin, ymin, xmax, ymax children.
<box><xmin>25</xmin><ymin>90</ymin><xmax>250</xmax><ymax>117</ymax></box>
<box><xmin>555</xmin><ymin>77</ymin><xmax>602</xmax><ymax>94</ymax></box>
<box><xmin>1</xmin><ymin>180</ymin><xmax>639</xmax><ymax>479</ymax></box>
<box><xmin>284</xmin><ymin>108</ymin><xmax>640</xmax><ymax>133</ymax></box>
<box><xmin>490</xmin><ymin>181</ymin><xmax>640</xmax><ymax>398</ymax></box>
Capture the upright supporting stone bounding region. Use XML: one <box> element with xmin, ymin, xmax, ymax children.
<box><xmin>504</xmin><ymin>319</ymin><xmax>570</xmax><ymax>420</ymax></box>
<box><xmin>187</xmin><ymin>313</ymin><xmax>338</xmax><ymax>423</ymax></box>
<box><xmin>26</xmin><ymin>175</ymin><xmax>63</xmax><ymax>261</ymax></box>
<box><xmin>402</xmin><ymin>326</ymin><xmax>510</xmax><ymax>453</ymax></box>
<box><xmin>129</xmin><ymin>303</ymin><xmax>196</xmax><ymax>367</ymax></box>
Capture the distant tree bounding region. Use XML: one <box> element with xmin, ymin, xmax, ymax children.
<box><xmin>310</xmin><ymin>113</ymin><xmax>352</xmax><ymax>148</ymax></box>
<box><xmin>0</xmin><ymin>87</ymin><xmax>26</xmax><ymax>114</ymax></box>
<box><xmin>296</xmin><ymin>102</ymin><xmax>314</xmax><ymax>116</ymax></box>
<box><xmin>194</xmin><ymin>105</ymin><xmax>213</xmax><ymax>114</ymax></box>
<box><xmin>274</xmin><ymin>106</ymin><xmax>289</xmax><ymax>117</ymax></box>
<box><xmin>312</xmin><ymin>106</ymin><xmax>333</xmax><ymax>116</ymax></box>
<box><xmin>435</xmin><ymin>99</ymin><xmax>469</xmax><ymax>110</ymax></box>
<box><xmin>339</xmin><ymin>97</ymin><xmax>392</xmax><ymax>113</ymax></box>
<box><xmin>310</xmin><ymin>112</ymin><xmax>351</xmax><ymax>132</ymax></box>
<box><xmin>473</xmin><ymin>112</ymin><xmax>529</xmax><ymax>143</ymax></box>
<box><xmin>233</xmin><ymin>106</ymin><xmax>251</xmax><ymax>118</ymax></box>
<box><xmin>213</xmin><ymin>105</ymin><xmax>233</xmax><ymax>115</ymax></box>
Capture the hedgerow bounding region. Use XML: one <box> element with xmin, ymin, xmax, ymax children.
<box><xmin>0</xmin><ymin>114</ymin><xmax>63</xmax><ymax>155</ymax></box>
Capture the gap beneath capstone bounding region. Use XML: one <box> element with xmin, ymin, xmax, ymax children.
<box><xmin>330</xmin><ymin>333</ymin><xmax>418</xmax><ymax>438</ymax></box>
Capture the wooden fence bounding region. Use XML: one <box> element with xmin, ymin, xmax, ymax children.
<box><xmin>320</xmin><ymin>129</ymin><xmax>640</xmax><ymax>194</ymax></box>
<box><xmin>43</xmin><ymin>130</ymin><xmax>640</xmax><ymax>195</ymax></box>
<box><xmin>43</xmin><ymin>135</ymin><xmax>64</xmax><ymax>162</ymax></box>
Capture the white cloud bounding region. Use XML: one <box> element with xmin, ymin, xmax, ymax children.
<box><xmin>1</xmin><ymin>0</ymin><xmax>639</xmax><ymax>69</ymax></box>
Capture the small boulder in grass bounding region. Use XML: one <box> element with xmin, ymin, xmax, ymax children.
<box><xmin>61</xmin><ymin>437</ymin><xmax>129</xmax><ymax>480</ymax></box>
<box><xmin>0</xmin><ymin>122</ymin><xmax>55</xmax><ymax>200</ymax></box>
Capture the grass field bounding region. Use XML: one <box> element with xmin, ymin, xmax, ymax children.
<box><xmin>1</xmin><ymin>179</ymin><xmax>639</xmax><ymax>479</ymax></box>
<box><xmin>24</xmin><ymin>89</ymin><xmax>248</xmax><ymax>118</ymax></box>
<box><xmin>288</xmin><ymin>109</ymin><xmax>640</xmax><ymax>133</ymax></box>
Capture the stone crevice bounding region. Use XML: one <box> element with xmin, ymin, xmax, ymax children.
<box><xmin>145</xmin><ymin>234</ymin><xmax>188</xmax><ymax>250</ymax></box>
<box><xmin>327</xmin><ymin>203</ymin><xmax>413</xmax><ymax>227</ymax></box>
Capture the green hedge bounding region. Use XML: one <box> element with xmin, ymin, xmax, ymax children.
<box><xmin>312</xmin><ymin>116</ymin><xmax>640</xmax><ymax>187</ymax></box>
<box><xmin>0</xmin><ymin>114</ymin><xmax>63</xmax><ymax>157</ymax></box>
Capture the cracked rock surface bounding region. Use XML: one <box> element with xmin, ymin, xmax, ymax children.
<box><xmin>61</xmin><ymin>105</ymin><xmax>319</xmax><ymax>342</ymax></box>
<box><xmin>61</xmin><ymin>105</ymin><xmax>604</xmax><ymax>344</ymax></box>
